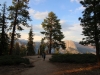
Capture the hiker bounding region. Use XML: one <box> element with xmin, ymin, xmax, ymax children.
<box><xmin>42</xmin><ymin>51</ymin><xmax>46</xmax><ymax>61</ymax></box>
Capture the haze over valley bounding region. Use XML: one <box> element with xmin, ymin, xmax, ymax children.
<box><xmin>18</xmin><ymin>39</ymin><xmax>96</xmax><ymax>54</ymax></box>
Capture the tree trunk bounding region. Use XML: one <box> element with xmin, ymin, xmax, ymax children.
<box><xmin>49</xmin><ymin>32</ymin><xmax>51</xmax><ymax>54</ymax></box>
<box><xmin>0</xmin><ymin>5</ymin><xmax>6</xmax><ymax>56</ymax></box>
<box><xmin>1</xmin><ymin>16</ymin><xmax>5</xmax><ymax>55</ymax></box>
<box><xmin>94</xmin><ymin>30</ymin><xmax>100</xmax><ymax>65</ymax></box>
<box><xmin>9</xmin><ymin>0</ymin><xmax>19</xmax><ymax>55</ymax></box>
<box><xmin>9</xmin><ymin>25</ymin><xmax>16</xmax><ymax>55</ymax></box>
<box><xmin>93</xmin><ymin>0</ymin><xmax>100</xmax><ymax>65</ymax></box>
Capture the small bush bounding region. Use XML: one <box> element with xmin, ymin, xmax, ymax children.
<box><xmin>0</xmin><ymin>55</ymin><xmax>30</xmax><ymax>66</ymax></box>
<box><xmin>49</xmin><ymin>54</ymin><xmax>97</xmax><ymax>64</ymax></box>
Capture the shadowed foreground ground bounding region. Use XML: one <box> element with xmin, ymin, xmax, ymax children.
<box><xmin>0</xmin><ymin>55</ymin><xmax>100</xmax><ymax>75</ymax></box>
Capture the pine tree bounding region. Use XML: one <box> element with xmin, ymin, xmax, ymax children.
<box><xmin>39</xmin><ymin>38</ymin><xmax>46</xmax><ymax>55</ymax></box>
<box><xmin>0</xmin><ymin>2</ymin><xmax>9</xmax><ymax>55</ymax></box>
<box><xmin>8</xmin><ymin>0</ymin><xmax>31</xmax><ymax>55</ymax></box>
<box><xmin>41</xmin><ymin>12</ymin><xmax>66</xmax><ymax>54</ymax></box>
<box><xmin>79</xmin><ymin>0</ymin><xmax>100</xmax><ymax>64</ymax></box>
<box><xmin>27</xmin><ymin>26</ymin><xmax>35</xmax><ymax>55</ymax></box>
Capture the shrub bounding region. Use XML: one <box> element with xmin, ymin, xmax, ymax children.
<box><xmin>49</xmin><ymin>54</ymin><xmax>97</xmax><ymax>64</ymax></box>
<box><xmin>0</xmin><ymin>55</ymin><xmax>30</xmax><ymax>66</ymax></box>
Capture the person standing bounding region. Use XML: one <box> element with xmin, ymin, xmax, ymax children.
<box><xmin>42</xmin><ymin>51</ymin><xmax>46</xmax><ymax>61</ymax></box>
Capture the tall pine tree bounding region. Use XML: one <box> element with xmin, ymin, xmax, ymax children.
<box><xmin>27</xmin><ymin>26</ymin><xmax>35</xmax><ymax>55</ymax></box>
<box><xmin>0</xmin><ymin>2</ymin><xmax>9</xmax><ymax>55</ymax></box>
<box><xmin>8</xmin><ymin>0</ymin><xmax>31</xmax><ymax>55</ymax></box>
<box><xmin>79</xmin><ymin>0</ymin><xmax>100</xmax><ymax>64</ymax></box>
<box><xmin>41</xmin><ymin>12</ymin><xmax>66</xmax><ymax>54</ymax></box>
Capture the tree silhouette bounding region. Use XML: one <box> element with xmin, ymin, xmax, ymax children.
<box><xmin>8</xmin><ymin>0</ymin><xmax>31</xmax><ymax>55</ymax></box>
<box><xmin>79</xmin><ymin>0</ymin><xmax>100</xmax><ymax>64</ymax></box>
<box><xmin>41</xmin><ymin>12</ymin><xmax>66</xmax><ymax>54</ymax></box>
<box><xmin>0</xmin><ymin>2</ymin><xmax>9</xmax><ymax>55</ymax></box>
<box><xmin>27</xmin><ymin>26</ymin><xmax>35</xmax><ymax>55</ymax></box>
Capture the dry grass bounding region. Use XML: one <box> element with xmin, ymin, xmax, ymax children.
<box><xmin>52</xmin><ymin>63</ymin><xmax>100</xmax><ymax>75</ymax></box>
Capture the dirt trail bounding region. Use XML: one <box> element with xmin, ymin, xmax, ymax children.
<box><xmin>0</xmin><ymin>55</ymin><xmax>100</xmax><ymax>75</ymax></box>
<box><xmin>20</xmin><ymin>55</ymin><xmax>59</xmax><ymax>75</ymax></box>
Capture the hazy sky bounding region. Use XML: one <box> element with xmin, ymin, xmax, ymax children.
<box><xmin>0</xmin><ymin>0</ymin><xmax>85</xmax><ymax>42</ymax></box>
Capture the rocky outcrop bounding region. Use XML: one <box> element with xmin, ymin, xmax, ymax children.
<box><xmin>60</xmin><ymin>40</ymin><xmax>96</xmax><ymax>54</ymax></box>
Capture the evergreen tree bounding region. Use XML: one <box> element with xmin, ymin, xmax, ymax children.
<box><xmin>41</xmin><ymin>12</ymin><xmax>66</xmax><ymax>54</ymax></box>
<box><xmin>39</xmin><ymin>38</ymin><xmax>46</xmax><ymax>55</ymax></box>
<box><xmin>0</xmin><ymin>2</ymin><xmax>9</xmax><ymax>55</ymax></box>
<box><xmin>27</xmin><ymin>26</ymin><xmax>35</xmax><ymax>55</ymax></box>
<box><xmin>79</xmin><ymin>0</ymin><xmax>100</xmax><ymax>64</ymax></box>
<box><xmin>8</xmin><ymin>0</ymin><xmax>31</xmax><ymax>55</ymax></box>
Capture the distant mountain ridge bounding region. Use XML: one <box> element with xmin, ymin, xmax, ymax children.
<box><xmin>17</xmin><ymin>39</ymin><xmax>96</xmax><ymax>54</ymax></box>
<box><xmin>74</xmin><ymin>42</ymin><xmax>96</xmax><ymax>54</ymax></box>
<box><xmin>18</xmin><ymin>39</ymin><xmax>28</xmax><ymax>45</ymax></box>
<box><xmin>17</xmin><ymin>39</ymin><xmax>40</xmax><ymax>54</ymax></box>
